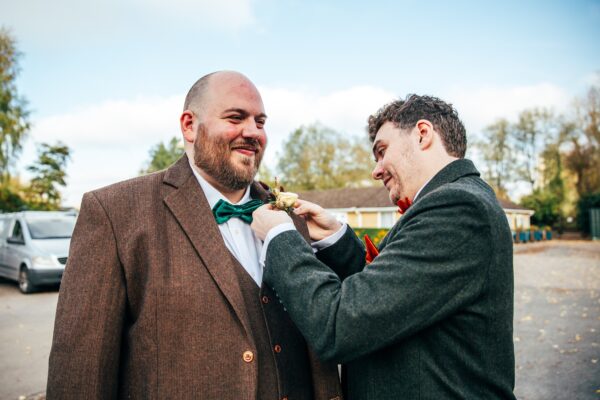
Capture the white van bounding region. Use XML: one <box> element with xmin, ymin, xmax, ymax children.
<box><xmin>0</xmin><ymin>211</ymin><xmax>77</xmax><ymax>293</ymax></box>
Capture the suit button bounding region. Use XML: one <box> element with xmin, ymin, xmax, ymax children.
<box><xmin>274</xmin><ymin>344</ymin><xmax>282</xmax><ymax>353</ymax></box>
<box><xmin>242</xmin><ymin>351</ymin><xmax>254</xmax><ymax>362</ymax></box>
<box><xmin>261</xmin><ymin>295</ymin><xmax>269</xmax><ymax>304</ymax></box>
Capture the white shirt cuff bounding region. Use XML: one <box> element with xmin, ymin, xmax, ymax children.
<box><xmin>259</xmin><ymin>222</ymin><xmax>296</xmax><ymax>268</ymax></box>
<box><xmin>311</xmin><ymin>223</ymin><xmax>348</xmax><ymax>252</ymax></box>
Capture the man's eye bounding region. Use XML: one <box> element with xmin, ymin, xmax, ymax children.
<box><xmin>228</xmin><ymin>115</ymin><xmax>242</xmax><ymax>121</ymax></box>
<box><xmin>256</xmin><ymin>119</ymin><xmax>266</xmax><ymax>128</ymax></box>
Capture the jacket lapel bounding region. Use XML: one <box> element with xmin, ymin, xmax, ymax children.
<box><xmin>163</xmin><ymin>156</ymin><xmax>253</xmax><ymax>339</ymax></box>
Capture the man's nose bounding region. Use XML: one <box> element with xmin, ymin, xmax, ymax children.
<box><xmin>241</xmin><ymin>121</ymin><xmax>265</xmax><ymax>141</ymax></box>
<box><xmin>372</xmin><ymin>162</ymin><xmax>383</xmax><ymax>180</ymax></box>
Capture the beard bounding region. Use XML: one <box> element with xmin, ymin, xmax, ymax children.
<box><xmin>193</xmin><ymin>124</ymin><xmax>264</xmax><ymax>191</ymax></box>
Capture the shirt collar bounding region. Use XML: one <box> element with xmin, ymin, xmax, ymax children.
<box><xmin>189</xmin><ymin>159</ymin><xmax>251</xmax><ymax>208</ymax></box>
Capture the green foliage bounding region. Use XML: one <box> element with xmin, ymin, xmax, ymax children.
<box><xmin>26</xmin><ymin>142</ymin><xmax>71</xmax><ymax>210</ymax></box>
<box><xmin>520</xmin><ymin>189</ymin><xmax>563</xmax><ymax>228</ymax></box>
<box><xmin>0</xmin><ymin>27</ymin><xmax>30</xmax><ymax>184</ymax></box>
<box><xmin>276</xmin><ymin>123</ymin><xmax>374</xmax><ymax>191</ymax></box>
<box><xmin>256</xmin><ymin>163</ymin><xmax>275</xmax><ymax>185</ymax></box>
<box><xmin>0</xmin><ymin>185</ymin><xmax>26</xmax><ymax>212</ymax></box>
<box><xmin>352</xmin><ymin>228</ymin><xmax>390</xmax><ymax>246</ymax></box>
<box><xmin>576</xmin><ymin>192</ymin><xmax>600</xmax><ymax>234</ymax></box>
<box><xmin>140</xmin><ymin>136</ymin><xmax>184</xmax><ymax>174</ymax></box>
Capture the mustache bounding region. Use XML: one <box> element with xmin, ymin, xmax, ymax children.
<box><xmin>229</xmin><ymin>138</ymin><xmax>261</xmax><ymax>152</ymax></box>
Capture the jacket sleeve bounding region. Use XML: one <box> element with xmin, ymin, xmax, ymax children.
<box><xmin>315</xmin><ymin>225</ymin><xmax>366</xmax><ymax>280</ymax></box>
<box><xmin>47</xmin><ymin>192</ymin><xmax>126</xmax><ymax>399</ymax></box>
<box><xmin>263</xmin><ymin>188</ymin><xmax>491</xmax><ymax>363</ymax></box>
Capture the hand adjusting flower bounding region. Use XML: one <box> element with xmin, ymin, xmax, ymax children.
<box><xmin>212</xmin><ymin>199</ymin><xmax>264</xmax><ymax>224</ymax></box>
<box><xmin>266</xmin><ymin>177</ymin><xmax>298</xmax><ymax>212</ymax></box>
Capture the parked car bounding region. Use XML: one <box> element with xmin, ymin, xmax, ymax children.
<box><xmin>0</xmin><ymin>211</ymin><xmax>77</xmax><ymax>293</ymax></box>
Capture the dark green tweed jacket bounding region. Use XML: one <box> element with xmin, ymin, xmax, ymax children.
<box><xmin>264</xmin><ymin>159</ymin><xmax>516</xmax><ymax>399</ymax></box>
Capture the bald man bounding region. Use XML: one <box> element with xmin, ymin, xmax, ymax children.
<box><xmin>47</xmin><ymin>71</ymin><xmax>342</xmax><ymax>400</ymax></box>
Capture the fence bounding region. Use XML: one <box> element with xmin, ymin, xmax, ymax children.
<box><xmin>591</xmin><ymin>208</ymin><xmax>600</xmax><ymax>240</ymax></box>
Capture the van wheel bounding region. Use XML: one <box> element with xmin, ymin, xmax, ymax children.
<box><xmin>18</xmin><ymin>266</ymin><xmax>35</xmax><ymax>294</ymax></box>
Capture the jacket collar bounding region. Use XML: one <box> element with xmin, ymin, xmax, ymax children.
<box><xmin>416</xmin><ymin>159</ymin><xmax>480</xmax><ymax>202</ymax></box>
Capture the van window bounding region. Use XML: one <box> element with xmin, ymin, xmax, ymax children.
<box><xmin>26</xmin><ymin>217</ymin><xmax>76</xmax><ymax>239</ymax></box>
<box><xmin>10</xmin><ymin>221</ymin><xmax>24</xmax><ymax>241</ymax></box>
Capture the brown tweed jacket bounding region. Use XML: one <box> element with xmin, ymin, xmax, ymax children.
<box><xmin>47</xmin><ymin>155</ymin><xmax>342</xmax><ymax>399</ymax></box>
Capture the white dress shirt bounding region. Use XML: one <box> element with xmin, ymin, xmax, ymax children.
<box><xmin>190</xmin><ymin>164</ymin><xmax>264</xmax><ymax>286</ymax></box>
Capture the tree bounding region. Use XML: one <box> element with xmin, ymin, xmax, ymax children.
<box><xmin>475</xmin><ymin>118</ymin><xmax>515</xmax><ymax>199</ymax></box>
<box><xmin>140</xmin><ymin>136</ymin><xmax>184</xmax><ymax>174</ymax></box>
<box><xmin>26</xmin><ymin>142</ymin><xmax>71</xmax><ymax>210</ymax></box>
<box><xmin>512</xmin><ymin>108</ymin><xmax>556</xmax><ymax>191</ymax></box>
<box><xmin>256</xmin><ymin>163</ymin><xmax>275</xmax><ymax>185</ymax></box>
<box><xmin>564</xmin><ymin>83</ymin><xmax>600</xmax><ymax>197</ymax></box>
<box><xmin>0</xmin><ymin>176</ymin><xmax>27</xmax><ymax>212</ymax></box>
<box><xmin>276</xmin><ymin>123</ymin><xmax>374</xmax><ymax>191</ymax></box>
<box><xmin>0</xmin><ymin>27</ymin><xmax>30</xmax><ymax>185</ymax></box>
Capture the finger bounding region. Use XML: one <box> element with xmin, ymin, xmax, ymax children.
<box><xmin>294</xmin><ymin>203</ymin><xmax>322</xmax><ymax>218</ymax></box>
<box><xmin>293</xmin><ymin>203</ymin><xmax>314</xmax><ymax>216</ymax></box>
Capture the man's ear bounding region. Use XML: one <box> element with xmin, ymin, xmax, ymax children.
<box><xmin>180</xmin><ymin>110</ymin><xmax>196</xmax><ymax>144</ymax></box>
<box><xmin>416</xmin><ymin>119</ymin><xmax>434</xmax><ymax>149</ymax></box>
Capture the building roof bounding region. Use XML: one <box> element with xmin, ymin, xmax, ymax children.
<box><xmin>297</xmin><ymin>186</ymin><xmax>533</xmax><ymax>211</ymax></box>
<box><xmin>497</xmin><ymin>198</ymin><xmax>532</xmax><ymax>211</ymax></box>
<box><xmin>298</xmin><ymin>186</ymin><xmax>395</xmax><ymax>209</ymax></box>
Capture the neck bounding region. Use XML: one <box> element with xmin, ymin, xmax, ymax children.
<box><xmin>194</xmin><ymin>164</ymin><xmax>247</xmax><ymax>204</ymax></box>
<box><xmin>414</xmin><ymin>154</ymin><xmax>459</xmax><ymax>197</ymax></box>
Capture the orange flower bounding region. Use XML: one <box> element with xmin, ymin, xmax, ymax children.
<box><xmin>364</xmin><ymin>234</ymin><xmax>379</xmax><ymax>264</ymax></box>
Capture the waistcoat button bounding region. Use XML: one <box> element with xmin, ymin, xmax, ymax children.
<box><xmin>242</xmin><ymin>351</ymin><xmax>254</xmax><ymax>362</ymax></box>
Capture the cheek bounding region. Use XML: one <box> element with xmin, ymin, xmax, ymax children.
<box><xmin>258</xmin><ymin>133</ymin><xmax>267</xmax><ymax>147</ymax></box>
<box><xmin>256</xmin><ymin>131</ymin><xmax>267</xmax><ymax>148</ymax></box>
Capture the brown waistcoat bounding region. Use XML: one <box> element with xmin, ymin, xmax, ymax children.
<box><xmin>231</xmin><ymin>253</ymin><xmax>313</xmax><ymax>400</ymax></box>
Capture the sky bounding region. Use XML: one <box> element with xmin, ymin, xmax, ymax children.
<box><xmin>1</xmin><ymin>0</ymin><xmax>599</xmax><ymax>207</ymax></box>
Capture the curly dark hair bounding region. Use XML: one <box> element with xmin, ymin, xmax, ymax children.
<box><xmin>367</xmin><ymin>94</ymin><xmax>467</xmax><ymax>158</ymax></box>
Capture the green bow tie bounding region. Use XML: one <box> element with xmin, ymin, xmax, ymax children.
<box><xmin>212</xmin><ymin>199</ymin><xmax>264</xmax><ymax>224</ymax></box>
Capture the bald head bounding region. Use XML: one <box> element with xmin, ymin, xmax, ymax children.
<box><xmin>183</xmin><ymin>71</ymin><xmax>258</xmax><ymax>116</ymax></box>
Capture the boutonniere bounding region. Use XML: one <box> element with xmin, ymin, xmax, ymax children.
<box><xmin>396</xmin><ymin>197</ymin><xmax>413</xmax><ymax>214</ymax></box>
<box><xmin>364</xmin><ymin>234</ymin><xmax>379</xmax><ymax>264</ymax></box>
<box><xmin>265</xmin><ymin>178</ymin><xmax>298</xmax><ymax>212</ymax></box>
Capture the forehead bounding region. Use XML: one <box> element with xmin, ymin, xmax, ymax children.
<box><xmin>203</xmin><ymin>74</ymin><xmax>265</xmax><ymax>114</ymax></box>
<box><xmin>373</xmin><ymin>121</ymin><xmax>402</xmax><ymax>148</ymax></box>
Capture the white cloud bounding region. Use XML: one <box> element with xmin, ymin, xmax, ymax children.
<box><xmin>33</xmin><ymin>95</ymin><xmax>182</xmax><ymax>147</ymax></box>
<box><xmin>24</xmin><ymin>95</ymin><xmax>183</xmax><ymax>207</ymax></box>
<box><xmin>260</xmin><ymin>85</ymin><xmax>396</xmax><ymax>161</ymax></box>
<box><xmin>448</xmin><ymin>83</ymin><xmax>569</xmax><ymax>137</ymax></box>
